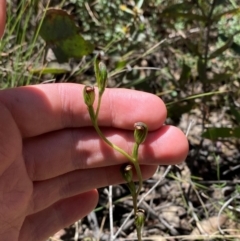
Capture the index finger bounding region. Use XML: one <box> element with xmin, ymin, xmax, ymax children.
<box><xmin>0</xmin><ymin>83</ymin><xmax>167</xmax><ymax>137</ymax></box>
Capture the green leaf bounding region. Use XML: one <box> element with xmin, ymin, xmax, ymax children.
<box><xmin>163</xmin><ymin>3</ymin><xmax>193</xmax><ymax>13</ymax></box>
<box><xmin>197</xmin><ymin>58</ymin><xmax>207</xmax><ymax>82</ymax></box>
<box><xmin>136</xmin><ymin>0</ymin><xmax>144</xmax><ymax>9</ymax></box>
<box><xmin>230</xmin><ymin>106</ymin><xmax>240</xmax><ymax>122</ymax></box>
<box><xmin>162</xmin><ymin>4</ymin><xmax>206</xmax><ymax>22</ymax></box>
<box><xmin>39</xmin><ymin>9</ymin><xmax>78</xmax><ymax>42</ymax></box>
<box><xmin>29</xmin><ymin>63</ymin><xmax>71</xmax><ymax>75</ymax></box>
<box><xmin>57</xmin><ymin>34</ymin><xmax>94</xmax><ymax>58</ymax></box>
<box><xmin>209</xmin><ymin>36</ymin><xmax>233</xmax><ymax>59</ymax></box>
<box><xmin>219</xmin><ymin>34</ymin><xmax>240</xmax><ymax>55</ymax></box>
<box><xmin>167</xmin><ymin>101</ymin><xmax>195</xmax><ymax>119</ymax></box>
<box><xmin>123</xmin><ymin>77</ymin><xmax>152</xmax><ymax>92</ymax></box>
<box><xmin>39</xmin><ymin>9</ymin><xmax>94</xmax><ymax>63</ymax></box>
<box><xmin>215</xmin><ymin>0</ymin><xmax>227</xmax><ymax>5</ymax></box>
<box><xmin>29</xmin><ymin>67</ymin><xmax>70</xmax><ymax>75</ymax></box>
<box><xmin>231</xmin><ymin>42</ymin><xmax>240</xmax><ymax>55</ymax></box>
<box><xmin>213</xmin><ymin>7</ymin><xmax>240</xmax><ymax>21</ymax></box>
<box><xmin>202</xmin><ymin>127</ymin><xmax>240</xmax><ymax>140</ymax></box>
<box><xmin>183</xmin><ymin>39</ymin><xmax>200</xmax><ymax>57</ymax></box>
<box><xmin>163</xmin><ymin>12</ymin><xmax>206</xmax><ymax>21</ymax></box>
<box><xmin>115</xmin><ymin>60</ymin><xmax>127</xmax><ymax>70</ymax></box>
<box><xmin>179</xmin><ymin>63</ymin><xmax>191</xmax><ymax>87</ymax></box>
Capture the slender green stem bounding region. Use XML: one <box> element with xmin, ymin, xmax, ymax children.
<box><xmin>95</xmin><ymin>92</ymin><xmax>102</xmax><ymax>120</ymax></box>
<box><xmin>132</xmin><ymin>143</ymin><xmax>143</xmax><ymax>196</ymax></box>
<box><xmin>136</xmin><ymin>227</ymin><xmax>142</xmax><ymax>241</ymax></box>
<box><xmin>129</xmin><ymin>185</ymin><xmax>137</xmax><ymax>214</ymax></box>
<box><xmin>88</xmin><ymin>106</ymin><xmax>134</xmax><ymax>162</ymax></box>
<box><xmin>87</xmin><ymin>106</ymin><xmax>96</xmax><ymax>123</ymax></box>
<box><xmin>134</xmin><ymin>162</ymin><xmax>143</xmax><ymax>196</ymax></box>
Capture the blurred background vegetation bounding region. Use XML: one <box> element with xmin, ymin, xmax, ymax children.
<box><xmin>1</xmin><ymin>0</ymin><xmax>240</xmax><ymax>240</ymax></box>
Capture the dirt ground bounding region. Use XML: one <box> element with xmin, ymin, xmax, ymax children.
<box><xmin>49</xmin><ymin>109</ymin><xmax>240</xmax><ymax>241</ymax></box>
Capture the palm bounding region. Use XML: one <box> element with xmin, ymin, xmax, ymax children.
<box><xmin>0</xmin><ymin>103</ymin><xmax>32</xmax><ymax>240</ymax></box>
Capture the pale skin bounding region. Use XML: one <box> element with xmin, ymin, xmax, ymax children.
<box><xmin>0</xmin><ymin>1</ymin><xmax>188</xmax><ymax>241</ymax></box>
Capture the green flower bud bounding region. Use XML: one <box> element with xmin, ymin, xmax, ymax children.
<box><xmin>135</xmin><ymin>209</ymin><xmax>145</xmax><ymax>229</ymax></box>
<box><xmin>134</xmin><ymin>122</ymin><xmax>148</xmax><ymax>145</ymax></box>
<box><xmin>121</xmin><ymin>164</ymin><xmax>133</xmax><ymax>183</ymax></box>
<box><xmin>98</xmin><ymin>62</ymin><xmax>108</xmax><ymax>95</ymax></box>
<box><xmin>94</xmin><ymin>55</ymin><xmax>101</xmax><ymax>85</ymax></box>
<box><xmin>83</xmin><ymin>85</ymin><xmax>95</xmax><ymax>107</ymax></box>
<box><xmin>94</xmin><ymin>55</ymin><xmax>108</xmax><ymax>95</ymax></box>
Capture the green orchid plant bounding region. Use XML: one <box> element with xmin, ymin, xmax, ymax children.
<box><xmin>83</xmin><ymin>56</ymin><xmax>148</xmax><ymax>241</ymax></box>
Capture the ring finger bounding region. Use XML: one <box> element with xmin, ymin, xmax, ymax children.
<box><xmin>29</xmin><ymin>164</ymin><xmax>157</xmax><ymax>215</ymax></box>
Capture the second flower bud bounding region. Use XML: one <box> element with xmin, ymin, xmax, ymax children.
<box><xmin>83</xmin><ymin>85</ymin><xmax>95</xmax><ymax>107</ymax></box>
<box><xmin>134</xmin><ymin>122</ymin><xmax>148</xmax><ymax>145</ymax></box>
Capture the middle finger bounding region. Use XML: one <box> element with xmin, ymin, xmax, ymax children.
<box><xmin>23</xmin><ymin>125</ymin><xmax>187</xmax><ymax>181</ymax></box>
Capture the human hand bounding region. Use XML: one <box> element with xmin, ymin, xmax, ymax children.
<box><xmin>0</xmin><ymin>84</ymin><xmax>188</xmax><ymax>241</ymax></box>
<box><xmin>0</xmin><ymin>2</ymin><xmax>188</xmax><ymax>241</ymax></box>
